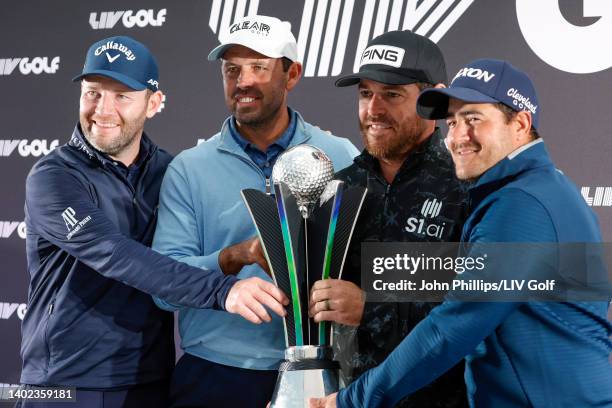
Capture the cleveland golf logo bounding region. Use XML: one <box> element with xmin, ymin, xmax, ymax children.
<box><xmin>507</xmin><ymin>88</ymin><xmax>538</xmax><ymax>114</ymax></box>
<box><xmin>517</xmin><ymin>0</ymin><xmax>612</xmax><ymax>73</ymax></box>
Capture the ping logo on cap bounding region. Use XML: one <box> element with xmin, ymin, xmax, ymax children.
<box><xmin>94</xmin><ymin>41</ymin><xmax>136</xmax><ymax>61</ymax></box>
<box><xmin>360</xmin><ymin>45</ymin><xmax>405</xmax><ymax>68</ymax></box>
<box><xmin>452</xmin><ymin>67</ymin><xmax>495</xmax><ymax>84</ymax></box>
<box><xmin>229</xmin><ymin>20</ymin><xmax>271</xmax><ymax>36</ymax></box>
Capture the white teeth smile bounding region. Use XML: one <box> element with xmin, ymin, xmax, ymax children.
<box><xmin>238</xmin><ymin>97</ymin><xmax>255</xmax><ymax>103</ymax></box>
<box><xmin>370</xmin><ymin>124</ymin><xmax>390</xmax><ymax>129</ymax></box>
<box><xmin>94</xmin><ymin>122</ymin><xmax>118</xmax><ymax>128</ymax></box>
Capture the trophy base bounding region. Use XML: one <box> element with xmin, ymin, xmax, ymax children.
<box><xmin>270</xmin><ymin>346</ymin><xmax>343</xmax><ymax>408</ymax></box>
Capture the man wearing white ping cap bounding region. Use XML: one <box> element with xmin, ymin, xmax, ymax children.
<box><xmin>152</xmin><ymin>15</ymin><xmax>358</xmax><ymax>407</ymax></box>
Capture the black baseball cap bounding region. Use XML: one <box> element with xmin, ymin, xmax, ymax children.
<box><xmin>335</xmin><ymin>30</ymin><xmax>446</xmax><ymax>87</ymax></box>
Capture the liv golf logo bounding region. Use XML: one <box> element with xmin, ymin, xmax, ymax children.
<box><xmin>0</xmin><ymin>221</ymin><xmax>26</xmax><ymax>239</ymax></box>
<box><xmin>0</xmin><ymin>303</ymin><xmax>27</xmax><ymax>320</ymax></box>
<box><xmin>90</xmin><ymin>9</ymin><xmax>167</xmax><ymax>29</ymax></box>
<box><xmin>582</xmin><ymin>187</ymin><xmax>612</xmax><ymax>207</ymax></box>
<box><xmin>208</xmin><ymin>0</ymin><xmax>474</xmax><ymax>77</ymax></box>
<box><xmin>0</xmin><ymin>57</ymin><xmax>59</xmax><ymax>75</ymax></box>
<box><xmin>517</xmin><ymin>0</ymin><xmax>612</xmax><ymax>73</ymax></box>
<box><xmin>0</xmin><ymin>139</ymin><xmax>59</xmax><ymax>157</ymax></box>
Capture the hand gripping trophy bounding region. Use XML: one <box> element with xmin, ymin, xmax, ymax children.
<box><xmin>241</xmin><ymin>145</ymin><xmax>367</xmax><ymax>407</ymax></box>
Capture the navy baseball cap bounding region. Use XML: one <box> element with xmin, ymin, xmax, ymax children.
<box><xmin>335</xmin><ymin>30</ymin><xmax>446</xmax><ymax>87</ymax></box>
<box><xmin>73</xmin><ymin>36</ymin><xmax>159</xmax><ymax>91</ymax></box>
<box><xmin>417</xmin><ymin>59</ymin><xmax>539</xmax><ymax>129</ymax></box>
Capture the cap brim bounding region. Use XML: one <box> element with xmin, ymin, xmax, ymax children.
<box><xmin>207</xmin><ymin>41</ymin><xmax>289</xmax><ymax>61</ymax></box>
<box><xmin>72</xmin><ymin>70</ymin><xmax>147</xmax><ymax>91</ymax></box>
<box><xmin>416</xmin><ymin>87</ymin><xmax>499</xmax><ymax>119</ymax></box>
<box><xmin>335</xmin><ymin>69</ymin><xmax>420</xmax><ymax>87</ymax></box>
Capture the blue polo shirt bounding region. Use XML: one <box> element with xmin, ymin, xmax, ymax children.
<box><xmin>228</xmin><ymin>108</ymin><xmax>297</xmax><ymax>178</ymax></box>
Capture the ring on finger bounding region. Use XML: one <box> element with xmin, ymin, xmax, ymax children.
<box><xmin>324</xmin><ymin>299</ymin><xmax>331</xmax><ymax>311</ymax></box>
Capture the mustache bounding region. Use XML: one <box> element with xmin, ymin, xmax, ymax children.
<box><xmin>450</xmin><ymin>142</ymin><xmax>481</xmax><ymax>151</ymax></box>
<box><xmin>233</xmin><ymin>87</ymin><xmax>263</xmax><ymax>99</ymax></box>
<box><xmin>363</xmin><ymin>115</ymin><xmax>396</xmax><ymax>127</ymax></box>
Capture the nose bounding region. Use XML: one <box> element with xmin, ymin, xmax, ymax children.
<box><xmin>94</xmin><ymin>92</ymin><xmax>114</xmax><ymax>116</ymax></box>
<box><xmin>367</xmin><ymin>93</ymin><xmax>386</xmax><ymax>117</ymax></box>
<box><xmin>236</xmin><ymin>67</ymin><xmax>256</xmax><ymax>88</ymax></box>
<box><xmin>446</xmin><ymin>120</ymin><xmax>471</xmax><ymax>148</ymax></box>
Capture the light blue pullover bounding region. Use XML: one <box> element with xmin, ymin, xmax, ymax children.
<box><xmin>152</xmin><ymin>111</ymin><xmax>358</xmax><ymax>369</ymax></box>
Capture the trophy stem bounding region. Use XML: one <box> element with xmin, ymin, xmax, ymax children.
<box><xmin>275</xmin><ymin>186</ymin><xmax>304</xmax><ymax>346</ymax></box>
<box><xmin>318</xmin><ymin>187</ymin><xmax>343</xmax><ymax>345</ymax></box>
<box><xmin>304</xmin><ymin>220</ymin><xmax>311</xmax><ymax>345</ymax></box>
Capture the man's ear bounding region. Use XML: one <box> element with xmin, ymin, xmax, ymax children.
<box><xmin>286</xmin><ymin>62</ymin><xmax>302</xmax><ymax>91</ymax></box>
<box><xmin>434</xmin><ymin>83</ymin><xmax>447</xmax><ymax>89</ymax></box>
<box><xmin>146</xmin><ymin>90</ymin><xmax>163</xmax><ymax>118</ymax></box>
<box><xmin>513</xmin><ymin>110</ymin><xmax>533</xmax><ymax>142</ymax></box>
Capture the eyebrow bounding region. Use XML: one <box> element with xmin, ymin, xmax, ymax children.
<box><xmin>446</xmin><ymin>110</ymin><xmax>483</xmax><ymax>119</ymax></box>
<box><xmin>358</xmin><ymin>84</ymin><xmax>405</xmax><ymax>92</ymax></box>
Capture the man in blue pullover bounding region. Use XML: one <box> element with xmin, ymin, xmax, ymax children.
<box><xmin>152</xmin><ymin>15</ymin><xmax>358</xmax><ymax>408</ymax></box>
<box><xmin>19</xmin><ymin>36</ymin><xmax>287</xmax><ymax>408</ymax></box>
<box><xmin>311</xmin><ymin>60</ymin><xmax>612</xmax><ymax>407</ymax></box>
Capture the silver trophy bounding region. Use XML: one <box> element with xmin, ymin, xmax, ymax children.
<box><xmin>241</xmin><ymin>145</ymin><xmax>367</xmax><ymax>407</ymax></box>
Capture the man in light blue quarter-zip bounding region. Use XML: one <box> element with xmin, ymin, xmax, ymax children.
<box><xmin>152</xmin><ymin>14</ymin><xmax>358</xmax><ymax>408</ymax></box>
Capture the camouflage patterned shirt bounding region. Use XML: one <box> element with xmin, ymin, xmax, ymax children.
<box><xmin>333</xmin><ymin>129</ymin><xmax>470</xmax><ymax>408</ymax></box>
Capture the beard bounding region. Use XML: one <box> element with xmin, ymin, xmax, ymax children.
<box><xmin>80</xmin><ymin>111</ymin><xmax>146</xmax><ymax>157</ymax></box>
<box><xmin>360</xmin><ymin>114</ymin><xmax>429</xmax><ymax>161</ymax></box>
<box><xmin>230</xmin><ymin>82</ymin><xmax>286</xmax><ymax>129</ymax></box>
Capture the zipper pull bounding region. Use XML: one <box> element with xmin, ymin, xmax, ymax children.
<box><xmin>48</xmin><ymin>302</ymin><xmax>54</xmax><ymax>315</ymax></box>
<box><xmin>265</xmin><ymin>177</ymin><xmax>271</xmax><ymax>195</ymax></box>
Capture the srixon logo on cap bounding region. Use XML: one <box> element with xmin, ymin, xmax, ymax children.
<box><xmin>360</xmin><ymin>45</ymin><xmax>405</xmax><ymax>68</ymax></box>
<box><xmin>452</xmin><ymin>67</ymin><xmax>495</xmax><ymax>84</ymax></box>
<box><xmin>229</xmin><ymin>20</ymin><xmax>270</xmax><ymax>36</ymax></box>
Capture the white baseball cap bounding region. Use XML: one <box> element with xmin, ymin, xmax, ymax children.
<box><xmin>207</xmin><ymin>15</ymin><xmax>298</xmax><ymax>62</ymax></box>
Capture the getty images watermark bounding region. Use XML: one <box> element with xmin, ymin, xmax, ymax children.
<box><xmin>361</xmin><ymin>243</ymin><xmax>612</xmax><ymax>302</ymax></box>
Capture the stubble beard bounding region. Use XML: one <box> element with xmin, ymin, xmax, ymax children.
<box><xmin>80</xmin><ymin>112</ymin><xmax>146</xmax><ymax>157</ymax></box>
<box><xmin>231</xmin><ymin>78</ymin><xmax>287</xmax><ymax>130</ymax></box>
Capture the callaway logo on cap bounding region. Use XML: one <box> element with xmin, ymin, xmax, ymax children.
<box><xmin>73</xmin><ymin>35</ymin><xmax>159</xmax><ymax>91</ymax></box>
<box><xmin>208</xmin><ymin>15</ymin><xmax>298</xmax><ymax>61</ymax></box>
<box><xmin>335</xmin><ymin>30</ymin><xmax>447</xmax><ymax>87</ymax></box>
<box><xmin>417</xmin><ymin>59</ymin><xmax>540</xmax><ymax>129</ymax></box>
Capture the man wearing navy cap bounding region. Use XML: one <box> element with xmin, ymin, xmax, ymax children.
<box><xmin>309</xmin><ymin>30</ymin><xmax>468</xmax><ymax>407</ymax></box>
<box><xmin>311</xmin><ymin>60</ymin><xmax>612</xmax><ymax>407</ymax></box>
<box><xmin>19</xmin><ymin>36</ymin><xmax>287</xmax><ymax>407</ymax></box>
